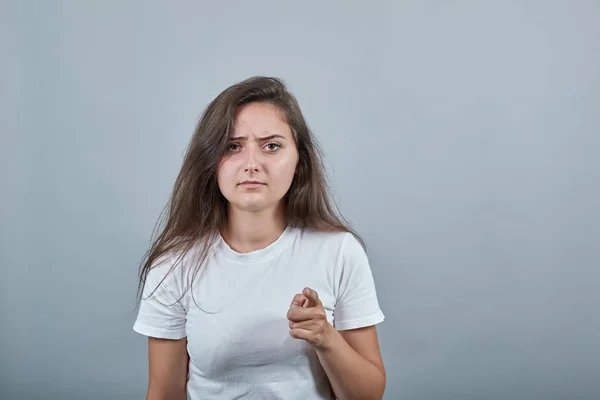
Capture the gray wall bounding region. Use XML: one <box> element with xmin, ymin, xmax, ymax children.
<box><xmin>1</xmin><ymin>1</ymin><xmax>599</xmax><ymax>399</ymax></box>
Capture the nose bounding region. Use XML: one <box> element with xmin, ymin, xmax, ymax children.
<box><xmin>244</xmin><ymin>144</ymin><xmax>261</xmax><ymax>173</ymax></box>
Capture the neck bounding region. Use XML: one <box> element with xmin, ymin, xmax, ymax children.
<box><xmin>222</xmin><ymin>203</ymin><xmax>287</xmax><ymax>254</ymax></box>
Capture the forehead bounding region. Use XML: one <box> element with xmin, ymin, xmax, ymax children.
<box><xmin>232</xmin><ymin>102</ymin><xmax>292</xmax><ymax>138</ymax></box>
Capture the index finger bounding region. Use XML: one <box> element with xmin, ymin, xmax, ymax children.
<box><xmin>302</xmin><ymin>287</ymin><xmax>321</xmax><ymax>308</ymax></box>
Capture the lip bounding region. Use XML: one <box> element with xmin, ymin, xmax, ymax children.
<box><xmin>240</xmin><ymin>180</ymin><xmax>266</xmax><ymax>186</ymax></box>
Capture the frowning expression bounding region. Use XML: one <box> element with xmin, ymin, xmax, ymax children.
<box><xmin>217</xmin><ymin>102</ymin><xmax>299</xmax><ymax>212</ymax></box>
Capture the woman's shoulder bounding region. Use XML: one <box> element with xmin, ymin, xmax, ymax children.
<box><xmin>143</xmin><ymin>245</ymin><xmax>200</xmax><ymax>291</ymax></box>
<box><xmin>293</xmin><ymin>227</ymin><xmax>364</xmax><ymax>254</ymax></box>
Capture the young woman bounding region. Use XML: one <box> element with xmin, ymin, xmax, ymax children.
<box><xmin>133</xmin><ymin>76</ymin><xmax>386</xmax><ymax>399</ymax></box>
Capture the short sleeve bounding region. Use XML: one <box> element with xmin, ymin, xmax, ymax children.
<box><xmin>333</xmin><ymin>234</ymin><xmax>385</xmax><ymax>331</ymax></box>
<box><xmin>133</xmin><ymin>257</ymin><xmax>188</xmax><ymax>340</ymax></box>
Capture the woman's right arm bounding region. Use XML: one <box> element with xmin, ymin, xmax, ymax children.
<box><xmin>145</xmin><ymin>337</ymin><xmax>189</xmax><ymax>400</ymax></box>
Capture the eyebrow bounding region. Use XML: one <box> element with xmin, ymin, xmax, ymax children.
<box><xmin>229</xmin><ymin>134</ymin><xmax>286</xmax><ymax>141</ymax></box>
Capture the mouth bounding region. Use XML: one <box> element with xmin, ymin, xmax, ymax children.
<box><xmin>239</xmin><ymin>180</ymin><xmax>266</xmax><ymax>187</ymax></box>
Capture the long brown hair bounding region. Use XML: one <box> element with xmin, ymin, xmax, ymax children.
<box><xmin>136</xmin><ymin>76</ymin><xmax>363</xmax><ymax>304</ymax></box>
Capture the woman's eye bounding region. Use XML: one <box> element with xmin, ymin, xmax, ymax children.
<box><xmin>228</xmin><ymin>143</ymin><xmax>240</xmax><ymax>151</ymax></box>
<box><xmin>265</xmin><ymin>143</ymin><xmax>281</xmax><ymax>151</ymax></box>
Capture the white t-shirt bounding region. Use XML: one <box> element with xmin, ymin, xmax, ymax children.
<box><xmin>133</xmin><ymin>226</ymin><xmax>385</xmax><ymax>399</ymax></box>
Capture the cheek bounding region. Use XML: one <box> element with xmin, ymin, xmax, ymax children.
<box><xmin>217</xmin><ymin>160</ymin><xmax>236</xmax><ymax>188</ymax></box>
<box><xmin>269</xmin><ymin>155</ymin><xmax>298</xmax><ymax>183</ymax></box>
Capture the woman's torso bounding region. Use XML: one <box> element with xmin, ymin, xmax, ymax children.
<box><xmin>183</xmin><ymin>227</ymin><xmax>339</xmax><ymax>399</ymax></box>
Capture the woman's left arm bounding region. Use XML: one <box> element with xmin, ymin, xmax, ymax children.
<box><xmin>288</xmin><ymin>288</ymin><xmax>386</xmax><ymax>400</ymax></box>
<box><xmin>317</xmin><ymin>325</ymin><xmax>386</xmax><ymax>400</ymax></box>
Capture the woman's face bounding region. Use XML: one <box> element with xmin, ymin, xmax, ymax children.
<box><xmin>217</xmin><ymin>102</ymin><xmax>299</xmax><ymax>213</ymax></box>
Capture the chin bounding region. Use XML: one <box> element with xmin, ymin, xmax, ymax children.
<box><xmin>234</xmin><ymin>199</ymin><xmax>270</xmax><ymax>212</ymax></box>
<box><xmin>232</xmin><ymin>195</ymin><xmax>283</xmax><ymax>213</ymax></box>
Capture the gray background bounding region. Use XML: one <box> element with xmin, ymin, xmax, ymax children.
<box><xmin>1</xmin><ymin>1</ymin><xmax>599</xmax><ymax>399</ymax></box>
